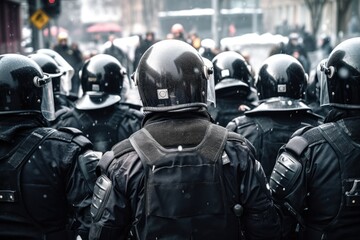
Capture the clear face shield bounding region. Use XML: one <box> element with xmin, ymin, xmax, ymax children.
<box><xmin>202</xmin><ymin>58</ymin><xmax>216</xmax><ymax>107</ymax></box>
<box><xmin>33</xmin><ymin>74</ymin><xmax>56</xmax><ymax>121</ymax></box>
<box><xmin>319</xmin><ymin>61</ymin><xmax>332</xmax><ymax>107</ymax></box>
<box><xmin>55</xmin><ymin>59</ymin><xmax>74</xmax><ymax>96</ymax></box>
<box><xmin>38</xmin><ymin>49</ymin><xmax>74</xmax><ymax>95</ymax></box>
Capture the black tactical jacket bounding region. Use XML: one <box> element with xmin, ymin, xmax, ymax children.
<box><xmin>53</xmin><ymin>103</ymin><xmax>143</xmax><ymax>153</ymax></box>
<box><xmin>0</xmin><ymin>114</ymin><xmax>99</xmax><ymax>240</ymax></box>
<box><xmin>270</xmin><ymin>112</ymin><xmax>360</xmax><ymax>240</ymax></box>
<box><xmin>226</xmin><ymin>99</ymin><xmax>323</xmax><ymax>180</ymax></box>
<box><xmin>89</xmin><ymin>110</ymin><xmax>281</xmax><ymax>240</ymax></box>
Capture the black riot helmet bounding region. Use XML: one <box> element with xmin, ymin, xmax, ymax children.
<box><xmin>36</xmin><ymin>48</ymin><xmax>74</xmax><ymax>96</ymax></box>
<box><xmin>76</xmin><ymin>54</ymin><xmax>125</xmax><ymax>110</ymax></box>
<box><xmin>256</xmin><ymin>54</ymin><xmax>307</xmax><ymax>100</ymax></box>
<box><xmin>28</xmin><ymin>53</ymin><xmax>64</xmax><ymax>93</ymax></box>
<box><xmin>212</xmin><ymin>51</ymin><xmax>254</xmax><ymax>97</ymax></box>
<box><xmin>133</xmin><ymin>39</ymin><xmax>212</xmax><ymax>112</ymax></box>
<box><xmin>319</xmin><ymin>37</ymin><xmax>360</xmax><ymax>109</ymax></box>
<box><xmin>0</xmin><ymin>54</ymin><xmax>55</xmax><ymax>120</ymax></box>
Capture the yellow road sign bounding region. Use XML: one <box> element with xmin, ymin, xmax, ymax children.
<box><xmin>30</xmin><ymin>9</ymin><xmax>50</xmax><ymax>30</ymax></box>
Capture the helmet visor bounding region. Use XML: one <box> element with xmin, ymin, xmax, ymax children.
<box><xmin>206</xmin><ymin>67</ymin><xmax>216</xmax><ymax>107</ymax></box>
<box><xmin>319</xmin><ymin>62</ymin><xmax>330</xmax><ymax>107</ymax></box>
<box><xmin>202</xmin><ymin>58</ymin><xmax>216</xmax><ymax>107</ymax></box>
<box><xmin>35</xmin><ymin>74</ymin><xmax>55</xmax><ymax>121</ymax></box>
<box><xmin>59</xmin><ymin>64</ymin><xmax>74</xmax><ymax>96</ymax></box>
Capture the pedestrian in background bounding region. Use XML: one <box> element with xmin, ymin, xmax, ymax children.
<box><xmin>53</xmin><ymin>32</ymin><xmax>84</xmax><ymax>99</ymax></box>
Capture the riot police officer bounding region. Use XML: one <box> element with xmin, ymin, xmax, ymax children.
<box><xmin>270</xmin><ymin>37</ymin><xmax>360</xmax><ymax>239</ymax></box>
<box><xmin>89</xmin><ymin>39</ymin><xmax>280</xmax><ymax>240</ymax></box>
<box><xmin>0</xmin><ymin>53</ymin><xmax>99</xmax><ymax>239</ymax></box>
<box><xmin>227</xmin><ymin>54</ymin><xmax>322</xmax><ymax>180</ymax></box>
<box><xmin>209</xmin><ymin>51</ymin><xmax>258</xmax><ymax>127</ymax></box>
<box><xmin>54</xmin><ymin>54</ymin><xmax>143</xmax><ymax>153</ymax></box>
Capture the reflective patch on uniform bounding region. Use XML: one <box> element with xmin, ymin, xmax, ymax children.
<box><xmin>157</xmin><ymin>89</ymin><xmax>169</xmax><ymax>99</ymax></box>
<box><xmin>222</xmin><ymin>152</ymin><xmax>230</xmax><ymax>165</ymax></box>
<box><xmin>90</xmin><ymin>175</ymin><xmax>112</xmax><ymax>221</ymax></box>
<box><xmin>270</xmin><ymin>152</ymin><xmax>302</xmax><ymax>199</ymax></box>
<box><xmin>277</xmin><ymin>84</ymin><xmax>286</xmax><ymax>93</ymax></box>
<box><xmin>221</xmin><ymin>69</ymin><xmax>230</xmax><ymax>78</ymax></box>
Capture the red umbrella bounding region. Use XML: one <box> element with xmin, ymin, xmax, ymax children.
<box><xmin>43</xmin><ymin>26</ymin><xmax>68</xmax><ymax>37</ymax></box>
<box><xmin>86</xmin><ymin>22</ymin><xmax>122</xmax><ymax>33</ymax></box>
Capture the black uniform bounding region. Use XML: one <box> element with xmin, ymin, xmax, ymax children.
<box><xmin>55</xmin><ymin>53</ymin><xmax>143</xmax><ymax>153</ymax></box>
<box><xmin>54</xmin><ymin>103</ymin><xmax>143</xmax><ymax>153</ymax></box>
<box><xmin>0</xmin><ymin>114</ymin><xmax>99</xmax><ymax>240</ymax></box>
<box><xmin>270</xmin><ymin>111</ymin><xmax>360</xmax><ymax>240</ymax></box>
<box><xmin>89</xmin><ymin>111</ymin><xmax>281</xmax><ymax>240</ymax></box>
<box><xmin>227</xmin><ymin>99</ymin><xmax>322</xmax><ymax>180</ymax></box>
<box><xmin>209</xmin><ymin>88</ymin><xmax>258</xmax><ymax>127</ymax></box>
<box><xmin>269</xmin><ymin>36</ymin><xmax>360</xmax><ymax>240</ymax></box>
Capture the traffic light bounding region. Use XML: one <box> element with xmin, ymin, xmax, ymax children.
<box><xmin>42</xmin><ymin>0</ymin><xmax>61</xmax><ymax>17</ymax></box>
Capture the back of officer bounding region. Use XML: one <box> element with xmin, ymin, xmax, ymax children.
<box><xmin>89</xmin><ymin>39</ymin><xmax>281</xmax><ymax>240</ymax></box>
<box><xmin>227</xmin><ymin>54</ymin><xmax>322</xmax><ymax>180</ymax></box>
<box><xmin>270</xmin><ymin>37</ymin><xmax>360</xmax><ymax>240</ymax></box>
<box><xmin>0</xmin><ymin>54</ymin><xmax>99</xmax><ymax>240</ymax></box>
<box><xmin>54</xmin><ymin>54</ymin><xmax>143</xmax><ymax>153</ymax></box>
<box><xmin>208</xmin><ymin>51</ymin><xmax>258</xmax><ymax>127</ymax></box>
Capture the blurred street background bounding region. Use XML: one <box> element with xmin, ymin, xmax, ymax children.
<box><xmin>1</xmin><ymin>0</ymin><xmax>360</xmax><ymax>77</ymax></box>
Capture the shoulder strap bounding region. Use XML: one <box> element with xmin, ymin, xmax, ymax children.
<box><xmin>129</xmin><ymin>124</ymin><xmax>228</xmax><ymax>166</ymax></box>
<box><xmin>284</xmin><ymin>126</ymin><xmax>324</xmax><ymax>157</ymax></box>
<box><xmin>318</xmin><ymin>122</ymin><xmax>355</xmax><ymax>157</ymax></box>
<box><xmin>96</xmin><ymin>139</ymin><xmax>134</xmax><ymax>176</ymax></box>
<box><xmin>57</xmin><ymin>126</ymin><xmax>92</xmax><ymax>148</ymax></box>
<box><xmin>8</xmin><ymin>128</ymin><xmax>56</xmax><ymax>169</ymax></box>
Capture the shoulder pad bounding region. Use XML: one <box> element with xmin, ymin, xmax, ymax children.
<box><xmin>284</xmin><ymin>136</ymin><xmax>309</xmax><ymax>157</ymax></box>
<box><xmin>286</xmin><ymin>126</ymin><xmax>324</xmax><ymax>157</ymax></box>
<box><xmin>58</xmin><ymin>126</ymin><xmax>84</xmax><ymax>135</ymax></box>
<box><xmin>112</xmin><ymin>139</ymin><xmax>134</xmax><ymax>158</ymax></box>
<box><xmin>57</xmin><ymin>127</ymin><xmax>92</xmax><ymax>148</ymax></box>
<box><xmin>270</xmin><ymin>151</ymin><xmax>302</xmax><ymax>199</ymax></box>
<box><xmin>96</xmin><ymin>139</ymin><xmax>134</xmax><ymax>176</ymax></box>
<box><xmin>90</xmin><ymin>174</ymin><xmax>112</xmax><ymax>222</ymax></box>
<box><xmin>225</xmin><ymin>120</ymin><xmax>237</xmax><ymax>131</ymax></box>
<box><xmin>78</xmin><ymin>150</ymin><xmax>100</xmax><ymax>191</ymax></box>
<box><xmin>284</xmin><ymin>125</ymin><xmax>314</xmax><ymax>157</ymax></box>
<box><xmin>290</xmin><ymin>125</ymin><xmax>313</xmax><ymax>138</ymax></box>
